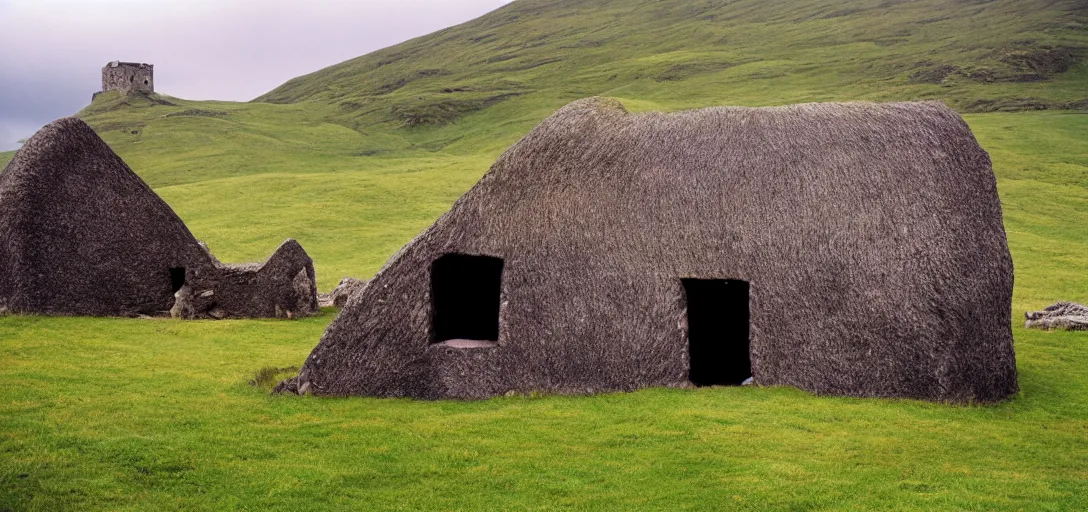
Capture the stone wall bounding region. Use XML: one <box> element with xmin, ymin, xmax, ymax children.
<box><xmin>100</xmin><ymin>61</ymin><xmax>154</xmax><ymax>95</ymax></box>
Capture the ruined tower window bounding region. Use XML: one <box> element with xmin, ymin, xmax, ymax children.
<box><xmin>682</xmin><ymin>278</ymin><xmax>751</xmax><ymax>386</ymax></box>
<box><xmin>431</xmin><ymin>254</ymin><xmax>503</xmax><ymax>344</ymax></box>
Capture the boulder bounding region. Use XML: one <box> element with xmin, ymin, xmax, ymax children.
<box><xmin>318</xmin><ymin>277</ymin><xmax>368</xmax><ymax>308</ymax></box>
<box><xmin>1025</xmin><ymin>302</ymin><xmax>1088</xmax><ymax>331</ymax></box>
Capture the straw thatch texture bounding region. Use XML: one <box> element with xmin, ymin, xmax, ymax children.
<box><xmin>279</xmin><ymin>98</ymin><xmax>1017</xmax><ymax>403</ymax></box>
<box><xmin>1025</xmin><ymin>302</ymin><xmax>1088</xmax><ymax>331</ymax></box>
<box><xmin>0</xmin><ymin>117</ymin><xmax>319</xmax><ymax>320</ymax></box>
<box><xmin>172</xmin><ymin>239</ymin><xmax>318</xmax><ymax>319</ymax></box>
<box><xmin>0</xmin><ymin>118</ymin><xmax>211</xmax><ymax>316</ymax></box>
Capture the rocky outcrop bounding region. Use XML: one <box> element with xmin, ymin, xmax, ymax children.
<box><xmin>318</xmin><ymin>277</ymin><xmax>368</xmax><ymax>308</ymax></box>
<box><xmin>1025</xmin><ymin>302</ymin><xmax>1088</xmax><ymax>331</ymax></box>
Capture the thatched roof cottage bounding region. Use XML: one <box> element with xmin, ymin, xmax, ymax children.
<box><xmin>280</xmin><ymin>98</ymin><xmax>1017</xmax><ymax>403</ymax></box>
<box><xmin>0</xmin><ymin>118</ymin><xmax>317</xmax><ymax>319</ymax></box>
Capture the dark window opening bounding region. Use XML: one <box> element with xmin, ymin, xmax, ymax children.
<box><xmin>682</xmin><ymin>278</ymin><xmax>751</xmax><ymax>386</ymax></box>
<box><xmin>169</xmin><ymin>267</ymin><xmax>186</xmax><ymax>294</ymax></box>
<box><xmin>144</xmin><ymin>79</ymin><xmax>149</xmax><ymax>85</ymax></box>
<box><xmin>431</xmin><ymin>254</ymin><xmax>503</xmax><ymax>343</ymax></box>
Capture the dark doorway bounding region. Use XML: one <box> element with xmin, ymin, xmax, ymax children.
<box><xmin>169</xmin><ymin>267</ymin><xmax>186</xmax><ymax>293</ymax></box>
<box><xmin>431</xmin><ymin>254</ymin><xmax>504</xmax><ymax>343</ymax></box>
<box><xmin>682</xmin><ymin>279</ymin><xmax>751</xmax><ymax>386</ymax></box>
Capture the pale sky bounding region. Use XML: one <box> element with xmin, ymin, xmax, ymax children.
<box><xmin>0</xmin><ymin>0</ymin><xmax>514</xmax><ymax>150</ymax></box>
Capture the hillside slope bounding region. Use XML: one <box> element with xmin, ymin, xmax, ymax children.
<box><xmin>62</xmin><ymin>0</ymin><xmax>1088</xmax><ymax>168</ymax></box>
<box><xmin>2</xmin><ymin>0</ymin><xmax>1084</xmax><ymax>287</ymax></box>
<box><xmin>257</xmin><ymin>0</ymin><xmax>1087</xmax><ymax>144</ymax></box>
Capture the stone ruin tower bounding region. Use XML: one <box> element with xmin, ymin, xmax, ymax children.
<box><xmin>96</xmin><ymin>61</ymin><xmax>154</xmax><ymax>99</ymax></box>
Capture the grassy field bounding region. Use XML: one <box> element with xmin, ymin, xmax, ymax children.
<box><xmin>2</xmin><ymin>0</ymin><xmax>1088</xmax><ymax>509</ymax></box>
<box><xmin>1</xmin><ymin>109</ymin><xmax>1085</xmax><ymax>511</ymax></box>
<box><xmin>257</xmin><ymin>0</ymin><xmax>1088</xmax><ymax>147</ymax></box>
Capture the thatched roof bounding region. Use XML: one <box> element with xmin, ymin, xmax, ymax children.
<box><xmin>0</xmin><ymin>118</ymin><xmax>211</xmax><ymax>316</ymax></box>
<box><xmin>279</xmin><ymin>98</ymin><xmax>1017</xmax><ymax>403</ymax></box>
<box><xmin>0</xmin><ymin>118</ymin><xmax>318</xmax><ymax>319</ymax></box>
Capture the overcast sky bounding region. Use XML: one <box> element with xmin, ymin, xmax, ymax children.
<box><xmin>0</xmin><ymin>0</ymin><xmax>513</xmax><ymax>150</ymax></box>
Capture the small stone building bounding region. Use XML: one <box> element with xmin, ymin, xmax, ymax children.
<box><xmin>278</xmin><ymin>98</ymin><xmax>1018</xmax><ymax>403</ymax></box>
<box><xmin>171</xmin><ymin>240</ymin><xmax>319</xmax><ymax>320</ymax></box>
<box><xmin>98</xmin><ymin>61</ymin><xmax>154</xmax><ymax>98</ymax></box>
<box><xmin>0</xmin><ymin>117</ymin><xmax>318</xmax><ymax>320</ymax></box>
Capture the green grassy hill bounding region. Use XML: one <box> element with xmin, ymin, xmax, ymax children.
<box><xmin>37</xmin><ymin>0</ymin><xmax>1084</xmax><ymax>289</ymax></box>
<box><xmin>71</xmin><ymin>0</ymin><xmax>1088</xmax><ymax>170</ymax></box>
<box><xmin>258</xmin><ymin>0</ymin><xmax>1088</xmax><ymax>148</ymax></box>
<box><xmin>2</xmin><ymin>0</ymin><xmax>1088</xmax><ymax>509</ymax></box>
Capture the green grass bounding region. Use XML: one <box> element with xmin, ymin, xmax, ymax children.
<box><xmin>1</xmin><ymin>110</ymin><xmax>1085</xmax><ymax>511</ymax></box>
<box><xmin>2</xmin><ymin>0</ymin><xmax>1088</xmax><ymax>509</ymax></box>
<box><xmin>73</xmin><ymin>0</ymin><xmax>1088</xmax><ymax>188</ymax></box>
<box><xmin>255</xmin><ymin>0</ymin><xmax>1088</xmax><ymax>153</ymax></box>
<box><xmin>0</xmin><ymin>316</ymin><xmax>1084</xmax><ymax>510</ymax></box>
